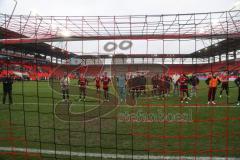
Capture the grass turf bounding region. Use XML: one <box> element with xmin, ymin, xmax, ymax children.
<box><xmin>0</xmin><ymin>80</ymin><xmax>240</xmax><ymax>159</ymax></box>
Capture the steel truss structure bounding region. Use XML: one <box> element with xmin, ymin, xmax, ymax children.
<box><xmin>1</xmin><ymin>10</ymin><xmax>240</xmax><ymax>64</ymax></box>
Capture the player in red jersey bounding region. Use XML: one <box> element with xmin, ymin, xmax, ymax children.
<box><xmin>101</xmin><ymin>72</ymin><xmax>111</xmax><ymax>101</ymax></box>
<box><xmin>78</xmin><ymin>73</ymin><xmax>88</xmax><ymax>101</ymax></box>
<box><xmin>177</xmin><ymin>74</ymin><xmax>191</xmax><ymax>104</ymax></box>
<box><xmin>219</xmin><ymin>72</ymin><xmax>229</xmax><ymax>98</ymax></box>
<box><xmin>94</xmin><ymin>74</ymin><xmax>101</xmax><ymax>93</ymax></box>
<box><xmin>235</xmin><ymin>73</ymin><xmax>240</xmax><ymax>106</ymax></box>
<box><xmin>151</xmin><ymin>73</ymin><xmax>159</xmax><ymax>97</ymax></box>
<box><xmin>164</xmin><ymin>73</ymin><xmax>172</xmax><ymax>97</ymax></box>
<box><xmin>158</xmin><ymin>74</ymin><xmax>166</xmax><ymax>100</ymax></box>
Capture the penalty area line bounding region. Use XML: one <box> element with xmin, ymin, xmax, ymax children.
<box><xmin>0</xmin><ymin>147</ymin><xmax>238</xmax><ymax>160</ymax></box>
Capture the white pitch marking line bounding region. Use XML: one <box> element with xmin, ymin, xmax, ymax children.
<box><xmin>11</xmin><ymin>103</ymin><xmax>238</xmax><ymax>108</ymax></box>
<box><xmin>0</xmin><ymin>147</ymin><xmax>238</xmax><ymax>160</ymax></box>
<box><xmin>13</xmin><ymin>103</ymin><xmax>53</xmax><ymax>105</ymax></box>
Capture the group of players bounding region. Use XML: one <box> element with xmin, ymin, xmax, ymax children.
<box><xmin>150</xmin><ymin>72</ymin><xmax>239</xmax><ymax>105</ymax></box>
<box><xmin>59</xmin><ymin>71</ymin><xmax>240</xmax><ymax>106</ymax></box>
<box><xmin>60</xmin><ymin>72</ymin><xmax>111</xmax><ymax>102</ymax></box>
<box><xmin>148</xmin><ymin>73</ymin><xmax>199</xmax><ymax>104</ymax></box>
<box><xmin>2</xmin><ymin>71</ymin><xmax>239</xmax><ymax>106</ymax></box>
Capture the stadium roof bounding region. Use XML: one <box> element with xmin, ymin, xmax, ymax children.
<box><xmin>191</xmin><ymin>38</ymin><xmax>240</xmax><ymax>58</ymax></box>
<box><xmin>0</xmin><ymin>27</ymin><xmax>71</xmax><ymax>59</ymax></box>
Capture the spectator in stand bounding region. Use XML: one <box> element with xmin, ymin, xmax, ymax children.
<box><xmin>205</xmin><ymin>73</ymin><xmax>221</xmax><ymax>105</ymax></box>
<box><xmin>189</xmin><ymin>73</ymin><xmax>200</xmax><ymax>97</ymax></box>
<box><xmin>234</xmin><ymin>74</ymin><xmax>240</xmax><ymax>106</ymax></box>
<box><xmin>60</xmin><ymin>73</ymin><xmax>70</xmax><ymax>101</ymax></box>
<box><xmin>2</xmin><ymin>74</ymin><xmax>13</xmax><ymax>105</ymax></box>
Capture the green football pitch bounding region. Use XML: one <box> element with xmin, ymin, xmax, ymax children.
<box><xmin>0</xmin><ymin>80</ymin><xmax>240</xmax><ymax>160</ymax></box>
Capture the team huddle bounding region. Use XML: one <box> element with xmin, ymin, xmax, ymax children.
<box><xmin>59</xmin><ymin>72</ymin><xmax>240</xmax><ymax>106</ymax></box>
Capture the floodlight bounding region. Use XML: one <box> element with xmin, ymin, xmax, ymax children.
<box><xmin>60</xmin><ymin>29</ymin><xmax>71</xmax><ymax>37</ymax></box>
<box><xmin>199</xmin><ymin>28</ymin><xmax>205</xmax><ymax>34</ymax></box>
<box><xmin>212</xmin><ymin>19</ymin><xmax>219</xmax><ymax>26</ymax></box>
<box><xmin>31</xmin><ymin>9</ymin><xmax>38</xmax><ymax>16</ymax></box>
<box><xmin>51</xmin><ymin>24</ymin><xmax>59</xmax><ymax>30</ymax></box>
<box><xmin>233</xmin><ymin>1</ymin><xmax>240</xmax><ymax>8</ymax></box>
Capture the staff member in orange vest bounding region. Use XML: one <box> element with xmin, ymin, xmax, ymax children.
<box><xmin>78</xmin><ymin>73</ymin><xmax>88</xmax><ymax>101</ymax></box>
<box><xmin>205</xmin><ymin>73</ymin><xmax>221</xmax><ymax>105</ymax></box>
